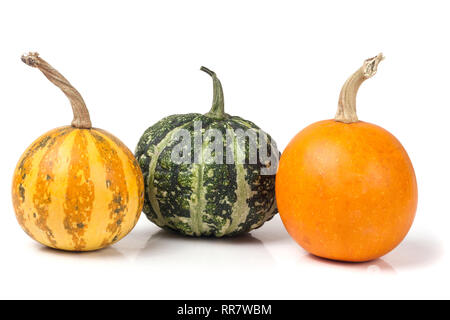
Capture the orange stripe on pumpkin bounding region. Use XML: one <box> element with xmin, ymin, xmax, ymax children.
<box><xmin>63</xmin><ymin>130</ymin><xmax>95</xmax><ymax>250</ymax></box>
<box><xmin>32</xmin><ymin>128</ymin><xmax>73</xmax><ymax>247</ymax></box>
<box><xmin>12</xmin><ymin>127</ymin><xmax>71</xmax><ymax>238</ymax></box>
<box><xmin>95</xmin><ymin>128</ymin><xmax>144</xmax><ymax>228</ymax></box>
<box><xmin>90</xmin><ymin>130</ymin><xmax>129</xmax><ymax>246</ymax></box>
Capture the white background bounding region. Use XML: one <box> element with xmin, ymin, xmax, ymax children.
<box><xmin>0</xmin><ymin>0</ymin><xmax>448</xmax><ymax>299</ymax></box>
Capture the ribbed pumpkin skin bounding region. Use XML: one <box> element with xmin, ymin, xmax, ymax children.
<box><xmin>135</xmin><ymin>114</ymin><xmax>278</xmax><ymax>237</ymax></box>
<box><xmin>12</xmin><ymin>126</ymin><xmax>145</xmax><ymax>251</ymax></box>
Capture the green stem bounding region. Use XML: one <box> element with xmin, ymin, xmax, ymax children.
<box><xmin>201</xmin><ymin>66</ymin><xmax>227</xmax><ymax>119</ymax></box>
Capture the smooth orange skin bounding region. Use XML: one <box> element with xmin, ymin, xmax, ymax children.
<box><xmin>276</xmin><ymin>120</ymin><xmax>418</xmax><ymax>262</ymax></box>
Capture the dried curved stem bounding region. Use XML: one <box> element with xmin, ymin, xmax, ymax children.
<box><xmin>335</xmin><ymin>53</ymin><xmax>384</xmax><ymax>123</ymax></box>
<box><xmin>22</xmin><ymin>52</ymin><xmax>92</xmax><ymax>129</ymax></box>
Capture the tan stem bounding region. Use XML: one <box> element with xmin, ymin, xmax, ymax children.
<box><xmin>335</xmin><ymin>53</ymin><xmax>384</xmax><ymax>123</ymax></box>
<box><xmin>21</xmin><ymin>52</ymin><xmax>92</xmax><ymax>129</ymax></box>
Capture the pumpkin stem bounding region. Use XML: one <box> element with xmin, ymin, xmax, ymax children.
<box><xmin>201</xmin><ymin>66</ymin><xmax>227</xmax><ymax>119</ymax></box>
<box><xmin>21</xmin><ymin>52</ymin><xmax>92</xmax><ymax>129</ymax></box>
<box><xmin>335</xmin><ymin>53</ymin><xmax>384</xmax><ymax>124</ymax></box>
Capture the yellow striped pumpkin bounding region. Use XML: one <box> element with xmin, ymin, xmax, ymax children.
<box><xmin>12</xmin><ymin>53</ymin><xmax>144</xmax><ymax>251</ymax></box>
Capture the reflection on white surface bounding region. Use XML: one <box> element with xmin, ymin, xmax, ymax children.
<box><xmin>135</xmin><ymin>229</ymin><xmax>277</xmax><ymax>271</ymax></box>
<box><xmin>302</xmin><ymin>254</ymin><xmax>397</xmax><ymax>274</ymax></box>
<box><xmin>2</xmin><ymin>214</ymin><xmax>445</xmax><ymax>299</ymax></box>
<box><xmin>383</xmin><ymin>234</ymin><xmax>443</xmax><ymax>270</ymax></box>
<box><xmin>30</xmin><ymin>215</ymin><xmax>443</xmax><ymax>276</ymax></box>
<box><xmin>36</xmin><ymin>244</ymin><xmax>126</xmax><ymax>260</ymax></box>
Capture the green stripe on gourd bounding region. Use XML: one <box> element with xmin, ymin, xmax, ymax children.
<box><xmin>135</xmin><ymin>67</ymin><xmax>278</xmax><ymax>237</ymax></box>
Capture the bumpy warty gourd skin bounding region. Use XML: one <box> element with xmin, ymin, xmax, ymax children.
<box><xmin>135</xmin><ymin>67</ymin><xmax>279</xmax><ymax>237</ymax></box>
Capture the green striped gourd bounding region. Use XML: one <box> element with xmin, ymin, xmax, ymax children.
<box><xmin>135</xmin><ymin>67</ymin><xmax>278</xmax><ymax>237</ymax></box>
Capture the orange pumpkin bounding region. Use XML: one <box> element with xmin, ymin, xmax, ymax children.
<box><xmin>12</xmin><ymin>53</ymin><xmax>144</xmax><ymax>251</ymax></box>
<box><xmin>276</xmin><ymin>54</ymin><xmax>418</xmax><ymax>262</ymax></box>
